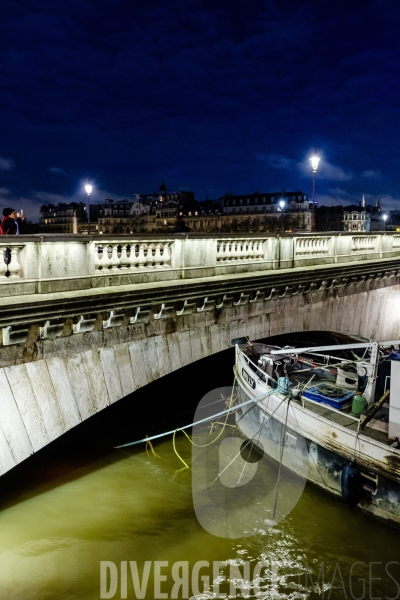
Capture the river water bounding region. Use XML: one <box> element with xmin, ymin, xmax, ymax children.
<box><xmin>0</xmin><ymin>333</ymin><xmax>399</xmax><ymax>599</ymax></box>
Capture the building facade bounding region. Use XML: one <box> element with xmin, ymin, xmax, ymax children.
<box><xmin>220</xmin><ymin>190</ymin><xmax>309</xmax><ymax>213</ymax></box>
<box><xmin>343</xmin><ymin>210</ymin><xmax>371</xmax><ymax>232</ymax></box>
<box><xmin>39</xmin><ymin>202</ymin><xmax>98</xmax><ymax>233</ymax></box>
<box><xmin>97</xmin><ymin>183</ymin><xmax>195</xmax><ymax>234</ymax></box>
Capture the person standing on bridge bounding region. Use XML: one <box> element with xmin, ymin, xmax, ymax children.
<box><xmin>0</xmin><ymin>208</ymin><xmax>25</xmax><ymax>235</ymax></box>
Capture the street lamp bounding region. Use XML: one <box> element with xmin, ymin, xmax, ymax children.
<box><xmin>383</xmin><ymin>213</ymin><xmax>388</xmax><ymax>231</ymax></box>
<box><xmin>309</xmin><ymin>149</ymin><xmax>320</xmax><ymax>231</ymax></box>
<box><xmin>85</xmin><ymin>184</ymin><xmax>92</xmax><ymax>234</ymax></box>
<box><xmin>279</xmin><ymin>199</ymin><xmax>285</xmax><ymax>211</ymax></box>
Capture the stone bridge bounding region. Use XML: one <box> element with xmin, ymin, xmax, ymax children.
<box><xmin>0</xmin><ymin>231</ymin><xmax>400</xmax><ymax>476</ymax></box>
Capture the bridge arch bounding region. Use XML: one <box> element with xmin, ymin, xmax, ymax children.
<box><xmin>0</xmin><ymin>273</ymin><xmax>400</xmax><ymax>478</ymax></box>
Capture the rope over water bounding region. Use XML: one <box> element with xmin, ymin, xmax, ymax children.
<box><xmin>114</xmin><ymin>379</ymin><xmax>287</xmax><ymax>449</ymax></box>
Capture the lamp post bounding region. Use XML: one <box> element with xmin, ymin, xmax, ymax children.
<box><xmin>383</xmin><ymin>213</ymin><xmax>388</xmax><ymax>231</ymax></box>
<box><xmin>85</xmin><ymin>184</ymin><xmax>92</xmax><ymax>234</ymax></box>
<box><xmin>279</xmin><ymin>199</ymin><xmax>285</xmax><ymax>211</ymax></box>
<box><xmin>309</xmin><ymin>149</ymin><xmax>320</xmax><ymax>232</ymax></box>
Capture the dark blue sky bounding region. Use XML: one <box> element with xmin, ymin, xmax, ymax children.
<box><xmin>1</xmin><ymin>0</ymin><xmax>400</xmax><ymax>219</ymax></box>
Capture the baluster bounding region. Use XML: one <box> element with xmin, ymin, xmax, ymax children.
<box><xmin>109</xmin><ymin>244</ymin><xmax>120</xmax><ymax>270</ymax></box>
<box><xmin>148</xmin><ymin>243</ymin><xmax>155</xmax><ymax>267</ymax></box>
<box><xmin>248</xmin><ymin>240</ymin><xmax>256</xmax><ymax>260</ymax></box>
<box><xmin>137</xmin><ymin>243</ymin><xmax>146</xmax><ymax>268</ymax></box>
<box><xmin>7</xmin><ymin>246</ymin><xmax>21</xmax><ymax>277</ymax></box>
<box><xmin>220</xmin><ymin>242</ymin><xmax>227</xmax><ymax>261</ymax></box>
<box><xmin>252</xmin><ymin>240</ymin><xmax>258</xmax><ymax>259</ymax></box>
<box><xmin>231</xmin><ymin>241</ymin><xmax>237</xmax><ymax>260</ymax></box>
<box><xmin>232</xmin><ymin>241</ymin><xmax>238</xmax><ymax>260</ymax></box>
<box><xmin>162</xmin><ymin>242</ymin><xmax>171</xmax><ymax>266</ymax></box>
<box><xmin>120</xmin><ymin>244</ymin><xmax>130</xmax><ymax>269</ymax></box>
<box><xmin>245</xmin><ymin>240</ymin><xmax>251</xmax><ymax>260</ymax></box>
<box><xmin>0</xmin><ymin>247</ymin><xmax>7</xmax><ymax>277</ymax></box>
<box><xmin>153</xmin><ymin>243</ymin><xmax>162</xmax><ymax>266</ymax></box>
<box><xmin>223</xmin><ymin>242</ymin><xmax>230</xmax><ymax>261</ymax></box>
<box><xmin>94</xmin><ymin>244</ymin><xmax>104</xmax><ymax>271</ymax></box>
<box><xmin>134</xmin><ymin>243</ymin><xmax>140</xmax><ymax>267</ymax></box>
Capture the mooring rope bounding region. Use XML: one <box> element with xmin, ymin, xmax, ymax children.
<box><xmin>172</xmin><ymin>374</ymin><xmax>238</xmax><ymax>469</ymax></box>
<box><xmin>114</xmin><ymin>377</ymin><xmax>288</xmax><ymax>449</ymax></box>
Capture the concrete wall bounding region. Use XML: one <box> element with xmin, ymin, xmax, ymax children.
<box><xmin>0</xmin><ymin>274</ymin><xmax>400</xmax><ymax>477</ymax></box>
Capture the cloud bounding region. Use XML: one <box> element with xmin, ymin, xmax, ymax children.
<box><xmin>0</xmin><ymin>156</ymin><xmax>16</xmax><ymax>170</ymax></box>
<box><xmin>316</xmin><ymin>188</ymin><xmax>400</xmax><ymax>210</ymax></box>
<box><xmin>376</xmin><ymin>194</ymin><xmax>400</xmax><ymax>211</ymax></box>
<box><xmin>48</xmin><ymin>166</ymin><xmax>66</xmax><ymax>174</ymax></box>
<box><xmin>361</xmin><ymin>169</ymin><xmax>381</xmax><ymax>178</ymax></box>
<box><xmin>263</xmin><ymin>153</ymin><xmax>295</xmax><ymax>170</ymax></box>
<box><xmin>298</xmin><ymin>158</ymin><xmax>352</xmax><ymax>181</ymax></box>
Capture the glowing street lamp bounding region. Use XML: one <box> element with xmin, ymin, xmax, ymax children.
<box><xmin>383</xmin><ymin>213</ymin><xmax>388</xmax><ymax>231</ymax></box>
<box><xmin>309</xmin><ymin>149</ymin><xmax>320</xmax><ymax>231</ymax></box>
<box><xmin>85</xmin><ymin>184</ymin><xmax>92</xmax><ymax>234</ymax></box>
<box><xmin>279</xmin><ymin>199</ymin><xmax>285</xmax><ymax>211</ymax></box>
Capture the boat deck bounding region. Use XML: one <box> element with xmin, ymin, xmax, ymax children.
<box><xmin>240</xmin><ymin>342</ymin><xmax>398</xmax><ymax>450</ymax></box>
<box><xmin>302</xmin><ymin>398</ymin><xmax>394</xmax><ymax>446</ymax></box>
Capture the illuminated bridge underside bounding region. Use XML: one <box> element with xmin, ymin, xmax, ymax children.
<box><xmin>0</xmin><ymin>262</ymin><xmax>400</xmax><ymax>477</ymax></box>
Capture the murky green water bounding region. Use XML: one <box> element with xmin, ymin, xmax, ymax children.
<box><xmin>0</xmin><ymin>334</ymin><xmax>399</xmax><ymax>599</ymax></box>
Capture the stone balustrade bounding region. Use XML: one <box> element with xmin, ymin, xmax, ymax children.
<box><xmin>216</xmin><ymin>239</ymin><xmax>264</xmax><ymax>262</ymax></box>
<box><xmin>295</xmin><ymin>237</ymin><xmax>329</xmax><ymax>256</ymax></box>
<box><xmin>0</xmin><ymin>232</ymin><xmax>400</xmax><ymax>297</ymax></box>
<box><xmin>94</xmin><ymin>241</ymin><xmax>172</xmax><ymax>271</ymax></box>
<box><xmin>352</xmin><ymin>235</ymin><xmax>378</xmax><ymax>253</ymax></box>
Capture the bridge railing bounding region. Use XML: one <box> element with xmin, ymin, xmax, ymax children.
<box><xmin>1</xmin><ymin>232</ymin><xmax>400</xmax><ymax>296</ymax></box>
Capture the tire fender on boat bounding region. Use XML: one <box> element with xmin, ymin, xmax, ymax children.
<box><xmin>341</xmin><ymin>461</ymin><xmax>363</xmax><ymax>509</ymax></box>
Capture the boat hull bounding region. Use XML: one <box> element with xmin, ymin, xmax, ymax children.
<box><xmin>235</xmin><ymin>364</ymin><xmax>400</xmax><ymax>529</ymax></box>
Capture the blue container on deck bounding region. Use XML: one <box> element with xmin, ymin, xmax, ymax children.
<box><xmin>388</xmin><ymin>352</ymin><xmax>400</xmax><ymax>361</ymax></box>
<box><xmin>303</xmin><ymin>386</ymin><xmax>355</xmax><ymax>409</ymax></box>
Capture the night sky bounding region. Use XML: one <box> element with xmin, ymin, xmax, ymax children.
<box><xmin>1</xmin><ymin>0</ymin><xmax>400</xmax><ymax>220</ymax></box>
